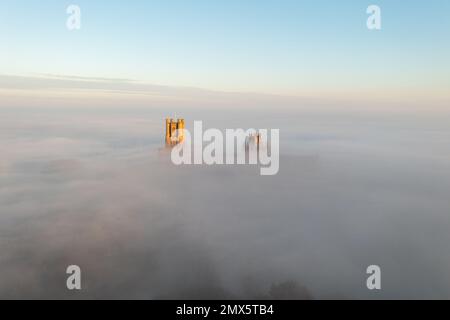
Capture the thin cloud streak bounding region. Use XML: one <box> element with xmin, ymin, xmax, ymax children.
<box><xmin>1</xmin><ymin>74</ymin><xmax>449</xmax><ymax>112</ymax></box>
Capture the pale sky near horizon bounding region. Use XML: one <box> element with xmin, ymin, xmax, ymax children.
<box><xmin>1</xmin><ymin>0</ymin><xmax>449</xmax><ymax>104</ymax></box>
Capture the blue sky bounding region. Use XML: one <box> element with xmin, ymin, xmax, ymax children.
<box><xmin>1</xmin><ymin>0</ymin><xmax>449</xmax><ymax>98</ymax></box>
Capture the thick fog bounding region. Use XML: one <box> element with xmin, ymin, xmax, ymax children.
<box><xmin>1</xmin><ymin>106</ymin><xmax>450</xmax><ymax>299</ymax></box>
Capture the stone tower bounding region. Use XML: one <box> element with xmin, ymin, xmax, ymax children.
<box><xmin>165</xmin><ymin>118</ymin><xmax>185</xmax><ymax>146</ymax></box>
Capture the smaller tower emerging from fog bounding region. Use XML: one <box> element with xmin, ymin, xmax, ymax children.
<box><xmin>165</xmin><ymin>118</ymin><xmax>185</xmax><ymax>147</ymax></box>
<box><xmin>245</xmin><ymin>132</ymin><xmax>262</xmax><ymax>148</ymax></box>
